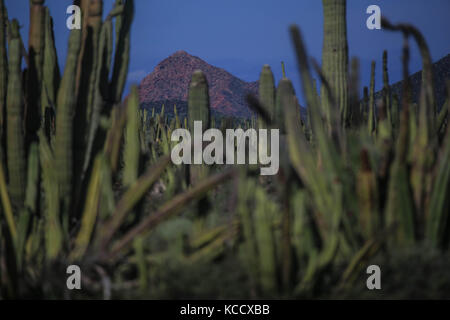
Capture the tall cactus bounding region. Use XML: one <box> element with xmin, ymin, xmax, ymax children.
<box><xmin>0</xmin><ymin>0</ymin><xmax>7</xmax><ymax>143</ymax></box>
<box><xmin>188</xmin><ymin>70</ymin><xmax>210</xmax><ymax>185</ymax></box>
<box><xmin>382</xmin><ymin>51</ymin><xmax>392</xmax><ymax>127</ymax></box>
<box><xmin>321</xmin><ymin>0</ymin><xmax>349</xmax><ymax>125</ymax></box>
<box><xmin>41</xmin><ymin>7</ymin><xmax>60</xmax><ymax>138</ymax></box>
<box><xmin>258</xmin><ymin>65</ymin><xmax>275</xmax><ymax>124</ymax></box>
<box><xmin>368</xmin><ymin>61</ymin><xmax>376</xmax><ymax>135</ymax></box>
<box><xmin>123</xmin><ymin>85</ymin><xmax>140</xmax><ymax>187</ymax></box>
<box><xmin>110</xmin><ymin>0</ymin><xmax>134</xmax><ymax>104</ymax></box>
<box><xmin>6</xmin><ymin>20</ymin><xmax>26</xmax><ymax>210</ymax></box>
<box><xmin>275</xmin><ymin>77</ymin><xmax>296</xmax><ymax>134</ymax></box>
<box><xmin>188</xmin><ymin>70</ymin><xmax>210</xmax><ymax>129</ymax></box>
<box><xmin>26</xmin><ymin>0</ymin><xmax>46</xmax><ymax>144</ymax></box>
<box><xmin>54</xmin><ymin>29</ymin><xmax>82</xmax><ymax>212</ymax></box>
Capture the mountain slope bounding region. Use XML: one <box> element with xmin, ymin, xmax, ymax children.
<box><xmin>375</xmin><ymin>53</ymin><xmax>450</xmax><ymax>109</ymax></box>
<box><xmin>138</xmin><ymin>50</ymin><xmax>258</xmax><ymax>118</ymax></box>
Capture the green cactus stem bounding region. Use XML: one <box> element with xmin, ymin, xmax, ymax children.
<box><xmin>6</xmin><ymin>20</ymin><xmax>26</xmax><ymax>210</ymax></box>
<box><xmin>25</xmin><ymin>0</ymin><xmax>46</xmax><ymax>143</ymax></box>
<box><xmin>382</xmin><ymin>51</ymin><xmax>392</xmax><ymax>128</ymax></box>
<box><xmin>321</xmin><ymin>0</ymin><xmax>349</xmax><ymax>125</ymax></box>
<box><xmin>368</xmin><ymin>61</ymin><xmax>376</xmax><ymax>135</ymax></box>
<box><xmin>258</xmin><ymin>65</ymin><xmax>275</xmax><ymax>124</ymax></box>
<box><xmin>123</xmin><ymin>85</ymin><xmax>140</xmax><ymax>187</ymax></box>
<box><xmin>188</xmin><ymin>70</ymin><xmax>211</xmax><ymax>185</ymax></box>
<box><xmin>54</xmin><ymin>29</ymin><xmax>82</xmax><ymax>213</ymax></box>
<box><xmin>41</xmin><ymin>7</ymin><xmax>60</xmax><ymax>138</ymax></box>
<box><xmin>109</xmin><ymin>0</ymin><xmax>134</xmax><ymax>104</ymax></box>
<box><xmin>0</xmin><ymin>0</ymin><xmax>7</xmax><ymax>141</ymax></box>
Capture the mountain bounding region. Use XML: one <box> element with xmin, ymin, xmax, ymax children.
<box><xmin>375</xmin><ymin>53</ymin><xmax>450</xmax><ymax>109</ymax></box>
<box><xmin>138</xmin><ymin>50</ymin><xmax>259</xmax><ymax>118</ymax></box>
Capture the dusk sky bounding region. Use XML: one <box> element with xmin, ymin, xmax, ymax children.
<box><xmin>5</xmin><ymin>0</ymin><xmax>450</xmax><ymax>104</ymax></box>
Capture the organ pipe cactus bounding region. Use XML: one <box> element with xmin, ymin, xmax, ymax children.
<box><xmin>6</xmin><ymin>20</ymin><xmax>26</xmax><ymax>210</ymax></box>
<box><xmin>54</xmin><ymin>29</ymin><xmax>82</xmax><ymax>213</ymax></box>
<box><xmin>26</xmin><ymin>0</ymin><xmax>46</xmax><ymax>143</ymax></box>
<box><xmin>0</xmin><ymin>0</ymin><xmax>7</xmax><ymax>141</ymax></box>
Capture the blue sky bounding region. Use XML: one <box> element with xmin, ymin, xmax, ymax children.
<box><xmin>5</xmin><ymin>0</ymin><xmax>450</xmax><ymax>105</ymax></box>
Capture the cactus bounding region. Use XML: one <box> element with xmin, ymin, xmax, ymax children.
<box><xmin>109</xmin><ymin>0</ymin><xmax>134</xmax><ymax>104</ymax></box>
<box><xmin>188</xmin><ymin>70</ymin><xmax>210</xmax><ymax>185</ymax></box>
<box><xmin>123</xmin><ymin>85</ymin><xmax>140</xmax><ymax>187</ymax></box>
<box><xmin>321</xmin><ymin>0</ymin><xmax>348</xmax><ymax>125</ymax></box>
<box><xmin>0</xmin><ymin>0</ymin><xmax>7</xmax><ymax>142</ymax></box>
<box><xmin>275</xmin><ymin>77</ymin><xmax>295</xmax><ymax>134</ymax></box>
<box><xmin>54</xmin><ymin>29</ymin><xmax>82</xmax><ymax>212</ymax></box>
<box><xmin>25</xmin><ymin>0</ymin><xmax>46</xmax><ymax>143</ymax></box>
<box><xmin>6</xmin><ymin>20</ymin><xmax>26</xmax><ymax>210</ymax></box>
<box><xmin>258</xmin><ymin>65</ymin><xmax>275</xmax><ymax>123</ymax></box>
<box><xmin>368</xmin><ymin>61</ymin><xmax>376</xmax><ymax>135</ymax></box>
<box><xmin>382</xmin><ymin>50</ymin><xmax>392</xmax><ymax>128</ymax></box>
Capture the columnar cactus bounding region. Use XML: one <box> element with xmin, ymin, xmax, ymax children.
<box><xmin>368</xmin><ymin>61</ymin><xmax>376</xmax><ymax>135</ymax></box>
<box><xmin>321</xmin><ymin>0</ymin><xmax>349</xmax><ymax>125</ymax></box>
<box><xmin>6</xmin><ymin>20</ymin><xmax>26</xmax><ymax>210</ymax></box>
<box><xmin>54</xmin><ymin>29</ymin><xmax>82</xmax><ymax>211</ymax></box>
<box><xmin>188</xmin><ymin>70</ymin><xmax>210</xmax><ymax>184</ymax></box>
<box><xmin>382</xmin><ymin>50</ymin><xmax>392</xmax><ymax>127</ymax></box>
<box><xmin>258</xmin><ymin>65</ymin><xmax>275</xmax><ymax>124</ymax></box>
<box><xmin>41</xmin><ymin>7</ymin><xmax>60</xmax><ymax>137</ymax></box>
<box><xmin>123</xmin><ymin>85</ymin><xmax>140</xmax><ymax>187</ymax></box>
<box><xmin>26</xmin><ymin>0</ymin><xmax>46</xmax><ymax>142</ymax></box>
<box><xmin>0</xmin><ymin>0</ymin><xmax>7</xmax><ymax>141</ymax></box>
<box><xmin>275</xmin><ymin>77</ymin><xmax>296</xmax><ymax>133</ymax></box>
<box><xmin>188</xmin><ymin>70</ymin><xmax>211</xmax><ymax>130</ymax></box>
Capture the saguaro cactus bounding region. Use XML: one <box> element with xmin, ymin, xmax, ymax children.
<box><xmin>321</xmin><ymin>0</ymin><xmax>349</xmax><ymax>125</ymax></box>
